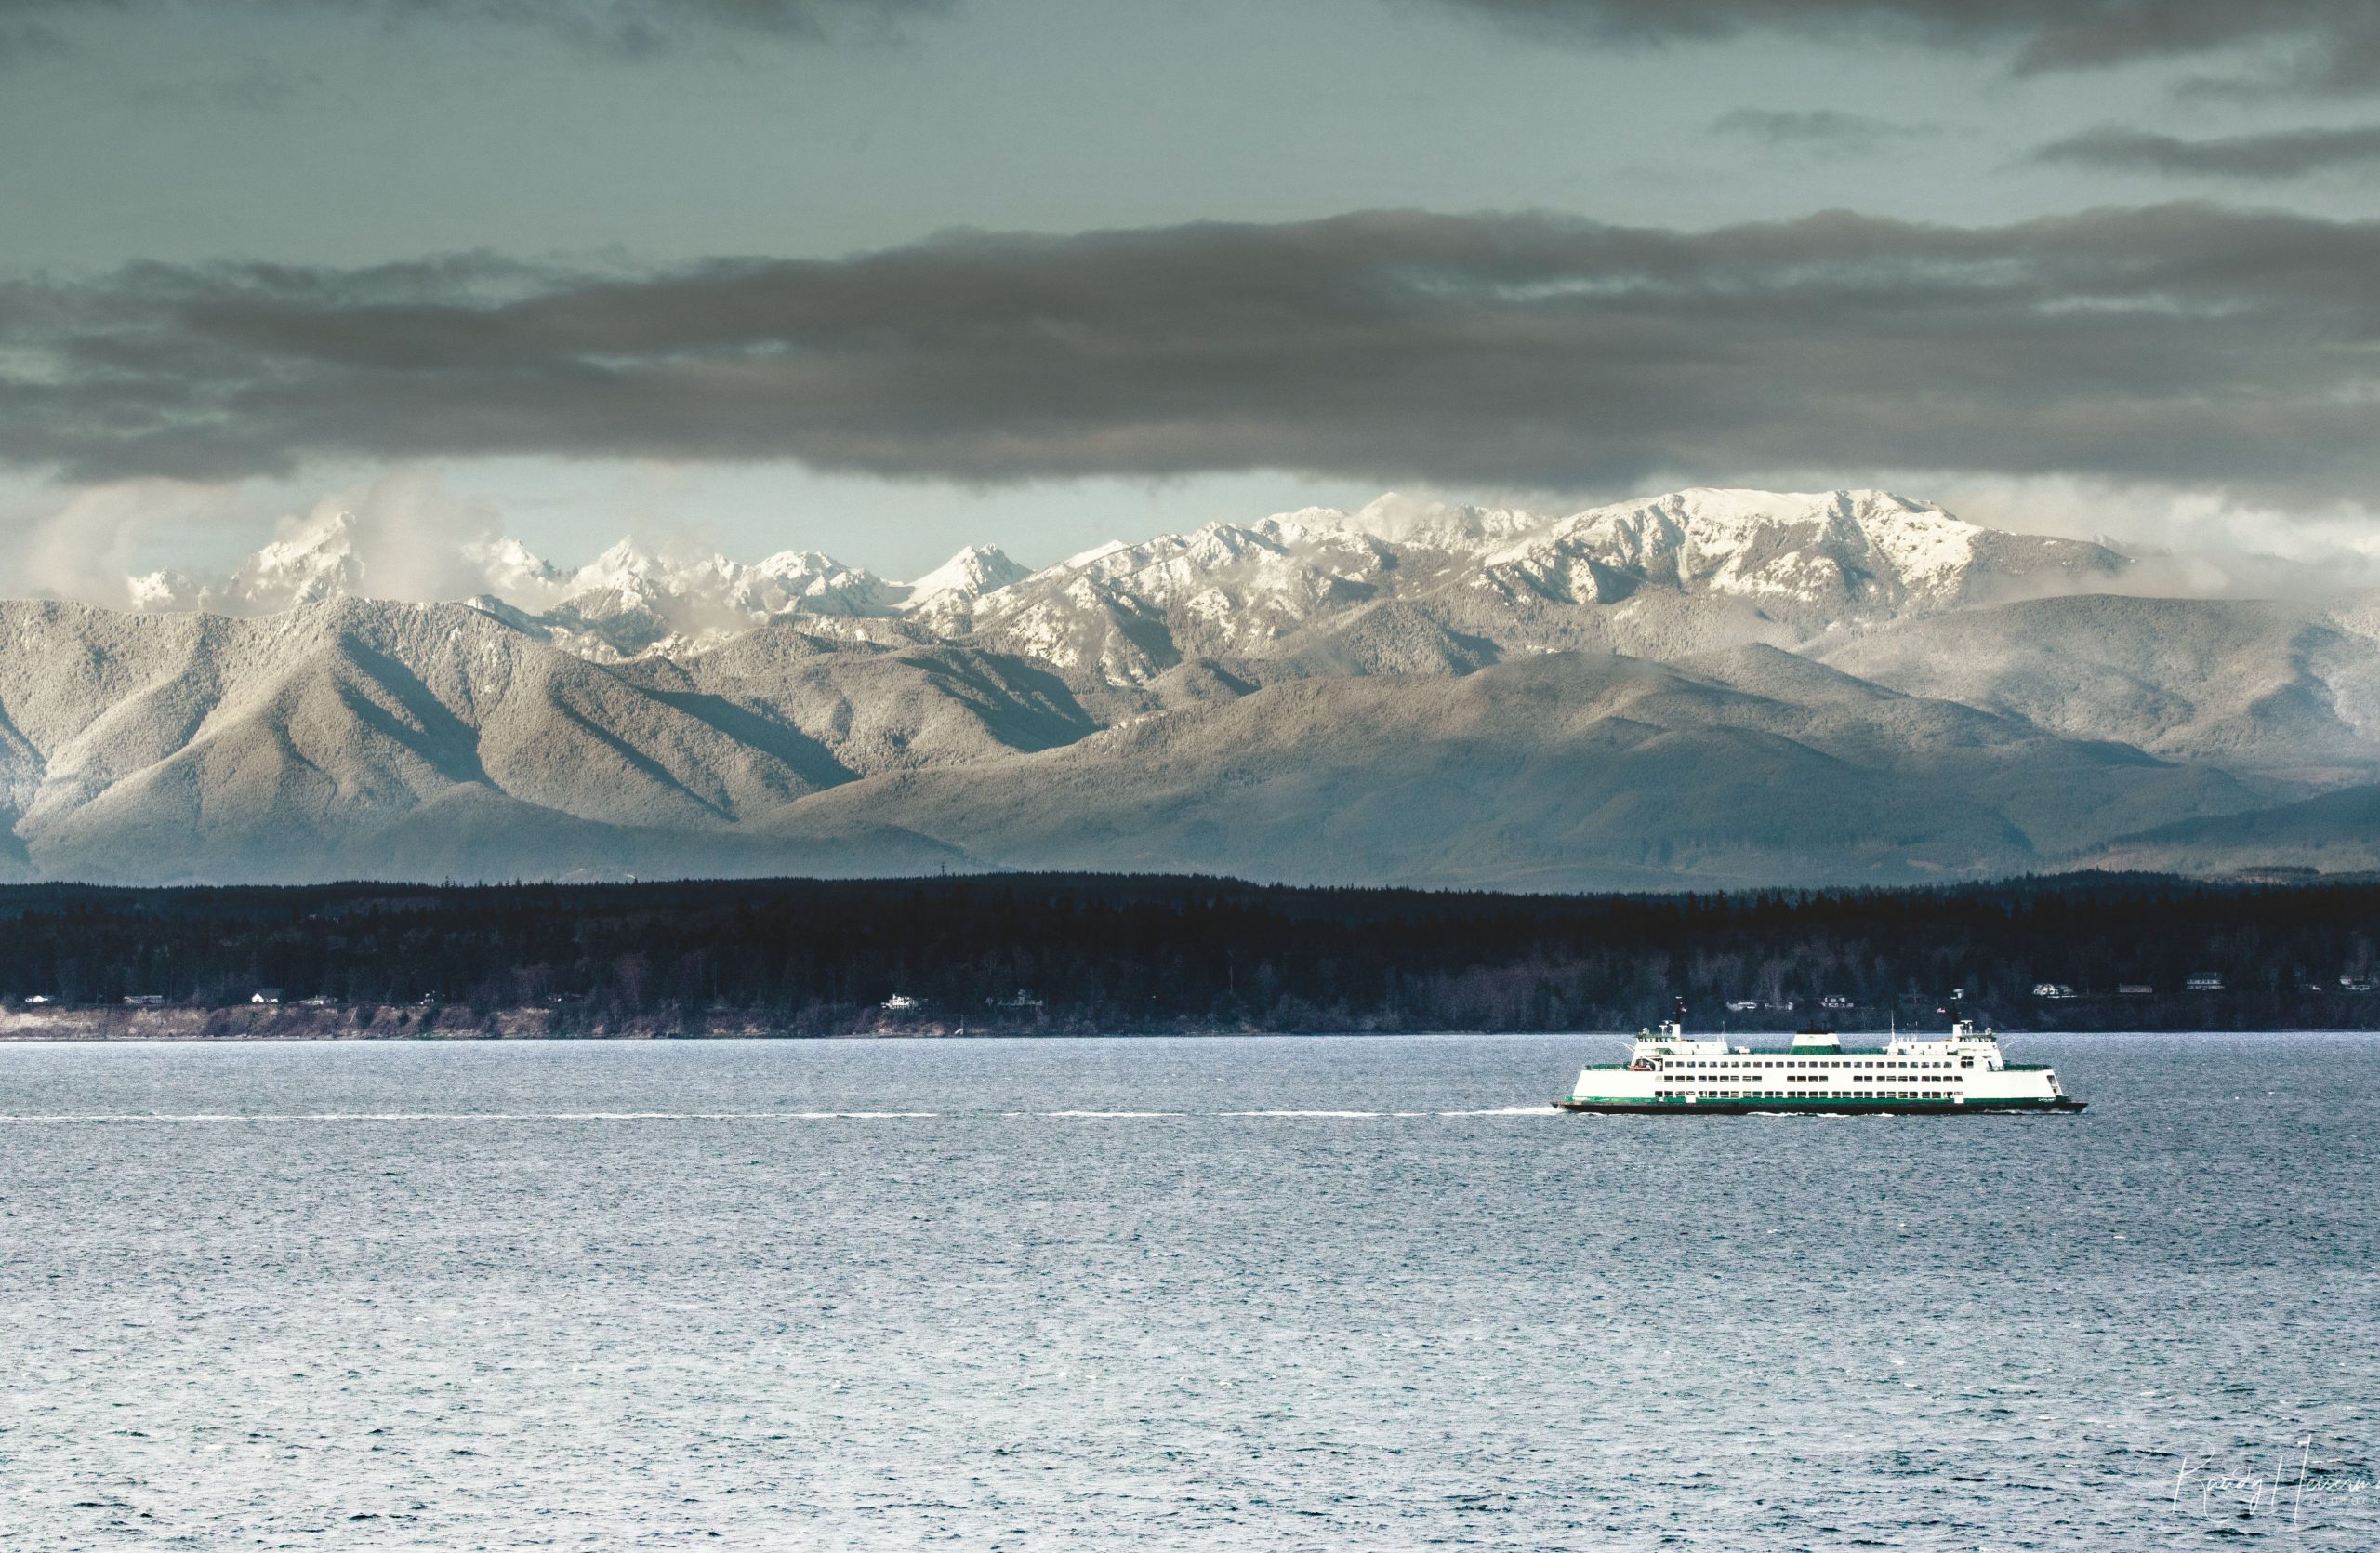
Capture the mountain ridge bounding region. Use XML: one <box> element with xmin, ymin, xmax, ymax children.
<box><xmin>14</xmin><ymin>485</ymin><xmax>2372</xmax><ymax>887</ymax></box>
<box><xmin>123</xmin><ymin>486</ymin><xmax>2125</xmax><ymax>674</ymax></box>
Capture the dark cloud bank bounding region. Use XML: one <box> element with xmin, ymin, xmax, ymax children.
<box><xmin>7</xmin><ymin>205</ymin><xmax>2380</xmax><ymax>500</ymax></box>
<box><xmin>6</xmin><ymin>0</ymin><xmax>2378</xmax><ymax>86</ymax></box>
<box><xmin>1439</xmin><ymin>0</ymin><xmax>2380</xmax><ymax>91</ymax></box>
<box><xmin>0</xmin><ymin>0</ymin><xmax>948</xmax><ymax>58</ymax></box>
<box><xmin>2034</xmin><ymin>124</ymin><xmax>2380</xmax><ymax>179</ymax></box>
<box><xmin>1710</xmin><ymin>109</ymin><xmax>1940</xmax><ymax>155</ymax></box>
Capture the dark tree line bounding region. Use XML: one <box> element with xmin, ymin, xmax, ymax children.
<box><xmin>0</xmin><ymin>872</ymin><xmax>2374</xmax><ymax>1032</ymax></box>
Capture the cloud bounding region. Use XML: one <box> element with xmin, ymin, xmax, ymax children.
<box><xmin>1</xmin><ymin>478</ymin><xmax>254</xmax><ymax>605</ymax></box>
<box><xmin>8</xmin><ymin>204</ymin><xmax>2380</xmax><ymax>511</ymax></box>
<box><xmin>269</xmin><ymin>468</ymin><xmax>512</xmax><ymax>605</ymax></box>
<box><xmin>1431</xmin><ymin>1</ymin><xmax>2380</xmax><ymax>92</ymax></box>
<box><xmin>2031</xmin><ymin>123</ymin><xmax>2380</xmax><ymax>179</ymax></box>
<box><xmin>13</xmin><ymin>0</ymin><xmax>2380</xmax><ymax>95</ymax></box>
<box><xmin>1919</xmin><ymin>474</ymin><xmax>2380</xmax><ymax>597</ymax></box>
<box><xmin>1710</xmin><ymin>108</ymin><xmax>1940</xmax><ymax>156</ymax></box>
<box><xmin>64</xmin><ymin>468</ymin><xmax>545</xmax><ymax>614</ymax></box>
<box><xmin>0</xmin><ymin>0</ymin><xmax>950</xmax><ymax>57</ymax></box>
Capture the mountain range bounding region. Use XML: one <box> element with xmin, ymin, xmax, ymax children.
<box><xmin>17</xmin><ymin>485</ymin><xmax>2378</xmax><ymax>887</ymax></box>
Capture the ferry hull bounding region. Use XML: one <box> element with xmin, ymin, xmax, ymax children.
<box><xmin>1556</xmin><ymin>1096</ymin><xmax>2086</xmax><ymax>1115</ymax></box>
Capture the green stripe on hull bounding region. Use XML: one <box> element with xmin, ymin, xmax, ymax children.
<box><xmin>1555</xmin><ymin>1096</ymin><xmax>2085</xmax><ymax>1115</ymax></box>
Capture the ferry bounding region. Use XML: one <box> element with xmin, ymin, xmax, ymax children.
<box><xmin>1557</xmin><ymin>1006</ymin><xmax>2082</xmax><ymax>1115</ymax></box>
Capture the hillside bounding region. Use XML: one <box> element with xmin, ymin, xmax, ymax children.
<box><xmin>3</xmin><ymin>485</ymin><xmax>2371</xmax><ymax>887</ymax></box>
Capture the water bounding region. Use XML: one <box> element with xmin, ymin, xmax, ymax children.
<box><xmin>0</xmin><ymin>1033</ymin><xmax>2371</xmax><ymax>1549</ymax></box>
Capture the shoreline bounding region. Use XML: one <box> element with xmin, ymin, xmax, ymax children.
<box><xmin>3</xmin><ymin>1011</ymin><xmax>2375</xmax><ymax>1042</ymax></box>
<box><xmin>0</xmin><ymin>1007</ymin><xmax>1071</xmax><ymax>1042</ymax></box>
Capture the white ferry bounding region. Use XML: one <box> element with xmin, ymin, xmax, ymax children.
<box><xmin>1557</xmin><ymin>1007</ymin><xmax>2082</xmax><ymax>1115</ymax></box>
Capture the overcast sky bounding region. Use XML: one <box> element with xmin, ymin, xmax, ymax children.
<box><xmin>7</xmin><ymin>0</ymin><xmax>2380</xmax><ymax>589</ymax></box>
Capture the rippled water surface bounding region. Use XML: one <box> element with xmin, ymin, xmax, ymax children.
<box><xmin>0</xmin><ymin>1033</ymin><xmax>2373</xmax><ymax>1549</ymax></box>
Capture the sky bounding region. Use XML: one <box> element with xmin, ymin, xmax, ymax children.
<box><xmin>6</xmin><ymin>0</ymin><xmax>2380</xmax><ymax>592</ymax></box>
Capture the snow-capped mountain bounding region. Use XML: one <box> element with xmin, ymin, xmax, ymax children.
<box><xmin>898</xmin><ymin>544</ymin><xmax>1034</xmax><ymax>628</ymax></box>
<box><xmin>4</xmin><ymin>581</ymin><xmax>2373</xmax><ymax>888</ymax></box>
<box><xmin>128</xmin><ymin>508</ymin><xmax>568</xmax><ymax>617</ymax></box>
<box><xmin>129</xmin><ymin>509</ymin><xmax>369</xmax><ymax>615</ymax></box>
<box><xmin>13</xmin><ymin>486</ymin><xmax>2378</xmax><ymax>887</ymax></box>
<box><xmin>1471</xmin><ymin>488</ymin><xmax>2109</xmax><ymax>616</ymax></box>
<box><xmin>527</xmin><ymin>542</ymin><xmax>903</xmax><ymax>657</ymax></box>
<box><xmin>945</xmin><ymin>488</ymin><xmax>2128</xmax><ymax>684</ymax></box>
<box><xmin>128</xmin><ymin>503</ymin><xmax>1032</xmax><ymax>659</ymax></box>
<box><xmin>121</xmin><ymin>486</ymin><xmax>2123</xmax><ymax>682</ymax></box>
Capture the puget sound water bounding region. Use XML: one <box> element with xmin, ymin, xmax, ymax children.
<box><xmin>0</xmin><ymin>1032</ymin><xmax>2371</xmax><ymax>1549</ymax></box>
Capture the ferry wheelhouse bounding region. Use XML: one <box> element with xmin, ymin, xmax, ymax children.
<box><xmin>1557</xmin><ymin>1009</ymin><xmax>2082</xmax><ymax>1115</ymax></box>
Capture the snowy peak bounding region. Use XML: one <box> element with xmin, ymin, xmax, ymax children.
<box><xmin>524</xmin><ymin>542</ymin><xmax>901</xmax><ymax>657</ymax></box>
<box><xmin>126</xmin><ymin>506</ymin><xmax>373</xmax><ymax>615</ymax></box>
<box><xmin>467</xmin><ymin>537</ymin><xmax>565</xmax><ymax>600</ymax></box>
<box><xmin>112</xmin><ymin>484</ymin><xmax>2130</xmax><ymax>674</ymax></box>
<box><xmin>899</xmin><ymin>545</ymin><xmax>1030</xmax><ymax>608</ymax></box>
<box><xmin>941</xmin><ymin>485</ymin><xmax>2128</xmax><ymax>683</ymax></box>
<box><xmin>230</xmin><ymin>507</ymin><xmax>369</xmax><ymax>610</ymax></box>
<box><xmin>570</xmin><ymin>538</ymin><xmax>660</xmax><ymax>594</ymax></box>
<box><xmin>1477</xmin><ymin>488</ymin><xmax>2120</xmax><ymax>618</ymax></box>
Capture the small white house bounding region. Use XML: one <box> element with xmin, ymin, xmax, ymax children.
<box><xmin>251</xmin><ymin>988</ymin><xmax>284</xmax><ymax>1005</ymax></box>
<box><xmin>882</xmin><ymin>994</ymin><xmax>921</xmax><ymax>1012</ymax></box>
<box><xmin>2031</xmin><ymin>982</ymin><xmax>2076</xmax><ymax>1000</ymax></box>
